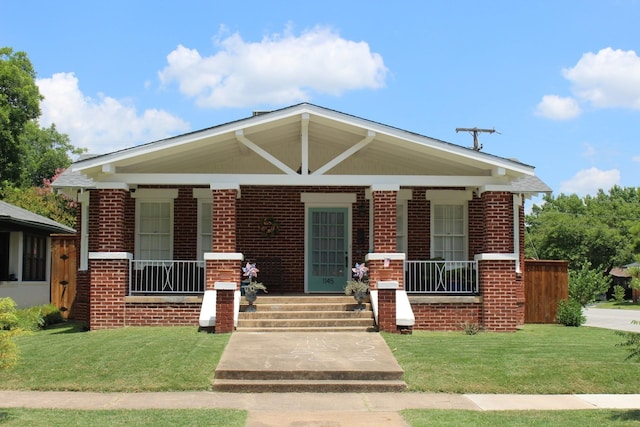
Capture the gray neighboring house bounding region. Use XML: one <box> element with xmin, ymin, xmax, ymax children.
<box><xmin>0</xmin><ymin>200</ymin><xmax>75</xmax><ymax>308</ymax></box>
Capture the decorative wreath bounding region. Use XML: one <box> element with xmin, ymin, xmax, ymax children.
<box><xmin>259</xmin><ymin>216</ymin><xmax>280</xmax><ymax>237</ymax></box>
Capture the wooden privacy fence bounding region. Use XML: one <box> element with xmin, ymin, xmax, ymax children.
<box><xmin>524</xmin><ymin>259</ymin><xmax>568</xmax><ymax>324</ymax></box>
<box><xmin>51</xmin><ymin>235</ymin><xmax>77</xmax><ymax>319</ymax></box>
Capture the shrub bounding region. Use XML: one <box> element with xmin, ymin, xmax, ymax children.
<box><xmin>15</xmin><ymin>304</ymin><xmax>64</xmax><ymax>331</ymax></box>
<box><xmin>569</xmin><ymin>261</ymin><xmax>611</xmax><ymax>307</ymax></box>
<box><xmin>461</xmin><ymin>321</ymin><xmax>481</xmax><ymax>335</ymax></box>
<box><xmin>612</xmin><ymin>285</ymin><xmax>626</xmax><ymax>303</ymax></box>
<box><xmin>40</xmin><ymin>304</ymin><xmax>64</xmax><ymax>326</ymax></box>
<box><xmin>556</xmin><ymin>299</ymin><xmax>584</xmax><ymax>327</ymax></box>
<box><xmin>616</xmin><ymin>322</ymin><xmax>640</xmax><ymax>361</ymax></box>
<box><xmin>0</xmin><ymin>297</ymin><xmax>22</xmax><ymax>370</ymax></box>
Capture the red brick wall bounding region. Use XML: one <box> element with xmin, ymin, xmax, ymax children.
<box><xmin>406</xmin><ymin>188</ymin><xmax>429</xmax><ymax>259</ymax></box>
<box><xmin>479</xmin><ymin>260</ymin><xmax>519</xmax><ymax>332</ymax></box>
<box><xmin>173</xmin><ymin>187</ymin><xmax>198</xmax><ymax>260</ymax></box>
<box><xmin>481</xmin><ymin>192</ymin><xmax>514</xmax><ymax>253</ymax></box>
<box><xmin>372</xmin><ymin>190</ymin><xmax>397</xmax><ymax>253</ymax></box>
<box><xmin>89</xmin><ymin>259</ymin><xmax>128</xmax><ymax>330</ymax></box>
<box><xmin>411</xmin><ymin>303</ymin><xmax>482</xmax><ymax>331</ymax></box>
<box><xmin>377</xmin><ymin>288</ymin><xmax>397</xmax><ymax>332</ymax></box>
<box><xmin>468</xmin><ymin>195</ymin><xmax>484</xmax><ymax>258</ymax></box>
<box><xmin>124</xmin><ymin>303</ymin><xmax>201</xmax><ymax>326</ymax></box>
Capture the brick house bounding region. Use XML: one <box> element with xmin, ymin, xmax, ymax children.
<box><xmin>0</xmin><ymin>200</ymin><xmax>75</xmax><ymax>308</ymax></box>
<box><xmin>53</xmin><ymin>103</ymin><xmax>550</xmax><ymax>332</ymax></box>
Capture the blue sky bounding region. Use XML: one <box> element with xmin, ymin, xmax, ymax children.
<box><xmin>2</xmin><ymin>1</ymin><xmax>639</xmax><ymax>201</ymax></box>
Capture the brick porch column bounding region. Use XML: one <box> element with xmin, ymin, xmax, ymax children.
<box><xmin>88</xmin><ymin>188</ymin><xmax>130</xmax><ymax>330</ymax></box>
<box><xmin>206</xmin><ymin>185</ymin><xmax>241</xmax><ymax>333</ymax></box>
<box><xmin>368</xmin><ymin>185</ymin><xmax>405</xmax><ymax>333</ymax></box>
<box><xmin>476</xmin><ymin>191</ymin><xmax>520</xmax><ymax>332</ymax></box>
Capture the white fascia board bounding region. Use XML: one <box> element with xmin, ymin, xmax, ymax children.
<box><xmin>101</xmin><ymin>173</ymin><xmax>511</xmax><ymax>187</ymax></box>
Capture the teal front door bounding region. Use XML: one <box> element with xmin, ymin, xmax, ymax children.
<box><xmin>307</xmin><ymin>208</ymin><xmax>349</xmax><ymax>292</ymax></box>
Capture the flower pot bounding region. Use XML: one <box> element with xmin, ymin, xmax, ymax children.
<box><xmin>353</xmin><ymin>290</ymin><xmax>368</xmax><ymax>311</ymax></box>
<box><xmin>244</xmin><ymin>289</ymin><xmax>257</xmax><ymax>312</ymax></box>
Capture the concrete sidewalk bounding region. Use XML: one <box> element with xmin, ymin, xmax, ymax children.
<box><xmin>1</xmin><ymin>391</ymin><xmax>640</xmax><ymax>427</ymax></box>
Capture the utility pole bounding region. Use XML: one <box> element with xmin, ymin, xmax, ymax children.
<box><xmin>455</xmin><ymin>127</ymin><xmax>500</xmax><ymax>151</ymax></box>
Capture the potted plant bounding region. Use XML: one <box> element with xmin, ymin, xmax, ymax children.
<box><xmin>242</xmin><ymin>262</ymin><xmax>267</xmax><ymax>312</ymax></box>
<box><xmin>344</xmin><ymin>262</ymin><xmax>369</xmax><ymax>311</ymax></box>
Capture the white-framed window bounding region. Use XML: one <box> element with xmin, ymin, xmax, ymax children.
<box><xmin>138</xmin><ymin>202</ymin><xmax>172</xmax><ymax>260</ymax></box>
<box><xmin>432</xmin><ymin>204</ymin><xmax>466</xmax><ymax>261</ymax></box>
<box><xmin>426</xmin><ymin>190</ymin><xmax>471</xmax><ymax>261</ymax></box>
<box><xmin>133</xmin><ymin>189</ymin><xmax>178</xmax><ymax>261</ymax></box>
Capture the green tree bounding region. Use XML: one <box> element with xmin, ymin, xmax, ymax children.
<box><xmin>0</xmin><ymin>47</ymin><xmax>42</xmax><ymax>184</ymax></box>
<box><xmin>17</xmin><ymin>121</ymin><xmax>84</xmax><ymax>187</ymax></box>
<box><xmin>0</xmin><ymin>172</ymin><xmax>76</xmax><ymax>228</ymax></box>
<box><xmin>526</xmin><ymin>187</ymin><xmax>640</xmax><ymax>271</ymax></box>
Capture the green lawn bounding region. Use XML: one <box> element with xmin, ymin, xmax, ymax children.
<box><xmin>0</xmin><ymin>408</ymin><xmax>246</xmax><ymax>427</ymax></box>
<box><xmin>401</xmin><ymin>409</ymin><xmax>640</xmax><ymax>427</ymax></box>
<box><xmin>383</xmin><ymin>324</ymin><xmax>640</xmax><ymax>394</ymax></box>
<box><xmin>2</xmin><ymin>322</ymin><xmax>640</xmax><ymax>426</ymax></box>
<box><xmin>594</xmin><ymin>301</ymin><xmax>640</xmax><ymax>310</ymax></box>
<box><xmin>0</xmin><ymin>322</ymin><xmax>229</xmax><ymax>391</ymax></box>
<box><xmin>1</xmin><ymin>322</ymin><xmax>638</xmax><ymax>394</ymax></box>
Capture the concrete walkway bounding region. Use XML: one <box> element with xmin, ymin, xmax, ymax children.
<box><xmin>1</xmin><ymin>391</ymin><xmax>640</xmax><ymax>426</ymax></box>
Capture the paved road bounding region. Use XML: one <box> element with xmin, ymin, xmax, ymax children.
<box><xmin>584</xmin><ymin>307</ymin><xmax>640</xmax><ymax>332</ymax></box>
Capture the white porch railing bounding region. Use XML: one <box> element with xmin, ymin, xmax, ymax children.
<box><xmin>129</xmin><ymin>260</ymin><xmax>205</xmax><ymax>294</ymax></box>
<box><xmin>404</xmin><ymin>260</ymin><xmax>478</xmax><ymax>294</ymax></box>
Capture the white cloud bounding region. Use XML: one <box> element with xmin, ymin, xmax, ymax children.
<box><xmin>633</xmin><ymin>156</ymin><xmax>640</xmax><ymax>163</ymax></box>
<box><xmin>534</xmin><ymin>95</ymin><xmax>582</xmax><ymax>120</ymax></box>
<box><xmin>158</xmin><ymin>26</ymin><xmax>388</xmax><ymax>108</ymax></box>
<box><xmin>37</xmin><ymin>72</ymin><xmax>190</xmax><ymax>154</ymax></box>
<box><xmin>563</xmin><ymin>48</ymin><xmax>640</xmax><ymax>109</ymax></box>
<box><xmin>559</xmin><ymin>167</ymin><xmax>620</xmax><ymax>196</ymax></box>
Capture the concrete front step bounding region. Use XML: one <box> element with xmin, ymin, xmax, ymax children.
<box><xmin>241</xmin><ymin>310</ymin><xmax>373</xmax><ymax>319</ymax></box>
<box><xmin>243</xmin><ymin>303</ymin><xmax>371</xmax><ymax>312</ymax></box>
<box><xmin>238</xmin><ymin>318</ymin><xmax>374</xmax><ymax>328</ymax></box>
<box><xmin>236</xmin><ymin>326</ymin><xmax>377</xmax><ymax>333</ymax></box>
<box><xmin>212</xmin><ymin>378</ymin><xmax>407</xmax><ymax>392</ymax></box>
<box><xmin>237</xmin><ymin>294</ymin><xmax>375</xmax><ymax>333</ymax></box>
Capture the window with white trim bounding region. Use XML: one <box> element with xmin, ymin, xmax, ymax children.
<box><xmin>137</xmin><ymin>201</ymin><xmax>172</xmax><ymax>260</ymax></box>
<box><xmin>432</xmin><ymin>203</ymin><xmax>467</xmax><ymax>261</ymax></box>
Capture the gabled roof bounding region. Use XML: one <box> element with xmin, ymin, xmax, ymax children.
<box><xmin>53</xmin><ymin>103</ymin><xmax>550</xmax><ymax>196</ymax></box>
<box><xmin>0</xmin><ymin>200</ymin><xmax>75</xmax><ymax>234</ymax></box>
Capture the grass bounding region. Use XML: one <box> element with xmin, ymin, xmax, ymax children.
<box><xmin>0</xmin><ymin>408</ymin><xmax>246</xmax><ymax>427</ymax></box>
<box><xmin>383</xmin><ymin>324</ymin><xmax>640</xmax><ymax>393</ymax></box>
<box><xmin>401</xmin><ymin>409</ymin><xmax>640</xmax><ymax>426</ymax></box>
<box><xmin>594</xmin><ymin>301</ymin><xmax>640</xmax><ymax>310</ymax></box>
<box><xmin>2</xmin><ymin>322</ymin><xmax>640</xmax><ymax>426</ymax></box>
<box><xmin>0</xmin><ymin>322</ymin><xmax>229</xmax><ymax>391</ymax></box>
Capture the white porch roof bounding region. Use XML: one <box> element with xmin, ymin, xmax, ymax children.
<box><xmin>53</xmin><ymin>103</ymin><xmax>550</xmax><ymax>196</ymax></box>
